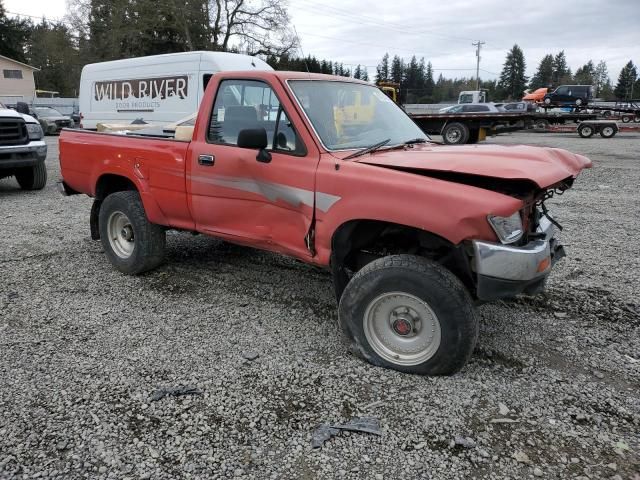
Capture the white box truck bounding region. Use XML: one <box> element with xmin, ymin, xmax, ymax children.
<box><xmin>78</xmin><ymin>51</ymin><xmax>273</xmax><ymax>129</ymax></box>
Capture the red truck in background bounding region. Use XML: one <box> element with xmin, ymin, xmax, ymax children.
<box><xmin>58</xmin><ymin>70</ymin><xmax>591</xmax><ymax>375</ymax></box>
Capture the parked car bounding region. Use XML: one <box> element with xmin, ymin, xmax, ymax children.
<box><xmin>0</xmin><ymin>101</ymin><xmax>47</xmax><ymax>190</ymax></box>
<box><xmin>543</xmin><ymin>85</ymin><xmax>594</xmax><ymax>107</ymax></box>
<box><xmin>58</xmin><ymin>71</ymin><xmax>591</xmax><ymax>376</ymax></box>
<box><xmin>522</xmin><ymin>88</ymin><xmax>548</xmax><ymax>103</ymax></box>
<box><xmin>495</xmin><ymin>101</ymin><xmax>537</xmax><ymax>112</ymax></box>
<box><xmin>439</xmin><ymin>103</ymin><xmax>502</xmax><ymax>113</ymax></box>
<box><xmin>31</xmin><ymin>106</ymin><xmax>74</xmax><ymax>135</ymax></box>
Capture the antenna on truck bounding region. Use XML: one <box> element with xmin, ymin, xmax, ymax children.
<box><xmin>292</xmin><ymin>25</ymin><xmax>310</xmax><ymax>74</ymax></box>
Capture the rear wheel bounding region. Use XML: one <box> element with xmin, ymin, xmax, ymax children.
<box><xmin>575</xmin><ymin>98</ymin><xmax>583</xmax><ymax>106</ymax></box>
<box><xmin>16</xmin><ymin>162</ymin><xmax>47</xmax><ymax>190</ymax></box>
<box><xmin>543</xmin><ymin>97</ymin><xmax>552</xmax><ymax>105</ymax></box>
<box><xmin>99</xmin><ymin>191</ymin><xmax>166</xmax><ymax>274</ymax></box>
<box><xmin>578</xmin><ymin>124</ymin><xmax>594</xmax><ymax>138</ymax></box>
<box><xmin>622</xmin><ymin>115</ymin><xmax>632</xmax><ymax>123</ymax></box>
<box><xmin>442</xmin><ymin>122</ymin><xmax>469</xmax><ymax>145</ymax></box>
<box><xmin>338</xmin><ymin>255</ymin><xmax>478</xmax><ymax>375</ymax></box>
<box><xmin>600</xmin><ymin>125</ymin><xmax>617</xmax><ymax>138</ymax></box>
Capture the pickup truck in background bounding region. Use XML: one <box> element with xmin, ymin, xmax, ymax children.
<box><xmin>58</xmin><ymin>71</ymin><xmax>591</xmax><ymax>375</ymax></box>
<box><xmin>0</xmin><ymin>102</ymin><xmax>47</xmax><ymax>190</ymax></box>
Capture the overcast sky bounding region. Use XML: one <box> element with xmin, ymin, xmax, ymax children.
<box><xmin>5</xmin><ymin>0</ymin><xmax>640</xmax><ymax>82</ymax></box>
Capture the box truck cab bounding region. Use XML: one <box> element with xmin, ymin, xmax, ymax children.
<box><xmin>78</xmin><ymin>51</ymin><xmax>273</xmax><ymax>129</ymax></box>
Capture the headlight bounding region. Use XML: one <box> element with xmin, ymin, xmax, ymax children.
<box><xmin>26</xmin><ymin>123</ymin><xmax>43</xmax><ymax>140</ymax></box>
<box><xmin>488</xmin><ymin>211</ymin><xmax>523</xmax><ymax>244</ymax></box>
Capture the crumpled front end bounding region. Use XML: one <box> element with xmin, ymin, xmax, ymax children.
<box><xmin>472</xmin><ymin>214</ymin><xmax>564</xmax><ymax>301</ymax></box>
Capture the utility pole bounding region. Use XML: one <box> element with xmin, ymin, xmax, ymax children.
<box><xmin>472</xmin><ymin>41</ymin><xmax>485</xmax><ymax>90</ymax></box>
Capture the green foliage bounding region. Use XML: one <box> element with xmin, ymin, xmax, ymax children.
<box><xmin>497</xmin><ymin>44</ymin><xmax>528</xmax><ymax>100</ymax></box>
<box><xmin>614</xmin><ymin>60</ymin><xmax>638</xmax><ymax>100</ymax></box>
<box><xmin>0</xmin><ymin>0</ymin><xmax>31</xmax><ymax>62</ymax></box>
<box><xmin>530</xmin><ymin>54</ymin><xmax>554</xmax><ymax>89</ymax></box>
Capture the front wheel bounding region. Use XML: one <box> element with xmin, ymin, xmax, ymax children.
<box><xmin>98</xmin><ymin>191</ymin><xmax>166</xmax><ymax>274</ymax></box>
<box><xmin>578</xmin><ymin>124</ymin><xmax>594</xmax><ymax>138</ymax></box>
<box><xmin>16</xmin><ymin>163</ymin><xmax>47</xmax><ymax>190</ymax></box>
<box><xmin>338</xmin><ymin>255</ymin><xmax>478</xmax><ymax>375</ymax></box>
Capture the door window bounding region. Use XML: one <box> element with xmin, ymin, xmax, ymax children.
<box><xmin>555</xmin><ymin>86</ymin><xmax>569</xmax><ymax>95</ymax></box>
<box><xmin>208</xmin><ymin>79</ymin><xmax>305</xmax><ymax>155</ymax></box>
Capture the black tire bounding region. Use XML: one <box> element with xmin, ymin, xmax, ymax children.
<box><xmin>634</xmin><ymin>115</ymin><xmax>640</xmax><ymax>123</ymax></box>
<box><xmin>338</xmin><ymin>254</ymin><xmax>478</xmax><ymax>376</ymax></box>
<box><xmin>98</xmin><ymin>191</ymin><xmax>166</xmax><ymax>274</ymax></box>
<box><xmin>543</xmin><ymin>97</ymin><xmax>551</xmax><ymax>105</ymax></box>
<box><xmin>600</xmin><ymin>125</ymin><xmax>617</xmax><ymax>138</ymax></box>
<box><xmin>534</xmin><ymin>119</ymin><xmax>550</xmax><ymax>130</ymax></box>
<box><xmin>16</xmin><ymin>162</ymin><xmax>47</xmax><ymax>190</ymax></box>
<box><xmin>575</xmin><ymin>98</ymin><xmax>583</xmax><ymax>106</ymax></box>
<box><xmin>578</xmin><ymin>124</ymin><xmax>594</xmax><ymax>138</ymax></box>
<box><xmin>442</xmin><ymin>122</ymin><xmax>469</xmax><ymax>145</ymax></box>
<box><xmin>621</xmin><ymin>115</ymin><xmax>632</xmax><ymax>123</ymax></box>
<box><xmin>602</xmin><ymin>110</ymin><xmax>611</xmax><ymax>118</ymax></box>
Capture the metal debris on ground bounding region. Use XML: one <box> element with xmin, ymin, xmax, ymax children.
<box><xmin>311</xmin><ymin>417</ymin><xmax>382</xmax><ymax>448</ymax></box>
<box><xmin>150</xmin><ymin>385</ymin><xmax>203</xmax><ymax>402</ymax></box>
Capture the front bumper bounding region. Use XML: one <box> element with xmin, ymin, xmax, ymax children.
<box><xmin>472</xmin><ymin>216</ymin><xmax>564</xmax><ymax>301</ymax></box>
<box><xmin>0</xmin><ymin>140</ymin><xmax>47</xmax><ymax>169</ymax></box>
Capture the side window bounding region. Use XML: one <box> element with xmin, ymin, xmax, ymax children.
<box><xmin>556</xmin><ymin>86</ymin><xmax>568</xmax><ymax>95</ymax></box>
<box><xmin>208</xmin><ymin>79</ymin><xmax>304</xmax><ymax>155</ymax></box>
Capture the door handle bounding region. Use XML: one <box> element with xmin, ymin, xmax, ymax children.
<box><xmin>198</xmin><ymin>154</ymin><xmax>215</xmax><ymax>166</ymax></box>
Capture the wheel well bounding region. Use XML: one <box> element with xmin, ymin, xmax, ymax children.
<box><xmin>95</xmin><ymin>174</ymin><xmax>138</xmax><ymax>200</ymax></box>
<box><xmin>91</xmin><ymin>175</ymin><xmax>139</xmax><ymax>241</ymax></box>
<box><xmin>330</xmin><ymin>220</ymin><xmax>475</xmax><ymax>300</ymax></box>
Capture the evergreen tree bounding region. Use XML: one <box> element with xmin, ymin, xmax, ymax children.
<box><xmin>552</xmin><ymin>51</ymin><xmax>572</xmax><ymax>85</ymax></box>
<box><xmin>529</xmin><ymin>54</ymin><xmax>554</xmax><ymax>89</ymax></box>
<box><xmin>497</xmin><ymin>44</ymin><xmax>528</xmax><ymax>100</ymax></box>
<box><xmin>376</xmin><ymin>53</ymin><xmax>390</xmax><ymax>82</ymax></box>
<box><xmin>361</xmin><ymin>68</ymin><xmax>369</xmax><ymax>82</ymax></box>
<box><xmin>424</xmin><ymin>61</ymin><xmax>435</xmax><ymax>97</ymax></box>
<box><xmin>0</xmin><ymin>0</ymin><xmax>31</xmax><ymax>62</ymax></box>
<box><xmin>353</xmin><ymin>64</ymin><xmax>362</xmax><ymax>79</ymax></box>
<box><xmin>574</xmin><ymin>60</ymin><xmax>595</xmax><ymax>86</ymax></box>
<box><xmin>594</xmin><ymin>60</ymin><xmax>609</xmax><ymax>97</ymax></box>
<box><xmin>390</xmin><ymin>55</ymin><xmax>404</xmax><ymax>85</ymax></box>
<box><xmin>614</xmin><ymin>60</ymin><xmax>638</xmax><ymax>100</ymax></box>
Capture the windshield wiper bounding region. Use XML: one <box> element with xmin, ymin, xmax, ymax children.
<box><xmin>403</xmin><ymin>138</ymin><xmax>427</xmax><ymax>145</ymax></box>
<box><xmin>342</xmin><ymin>138</ymin><xmax>391</xmax><ymax>160</ymax></box>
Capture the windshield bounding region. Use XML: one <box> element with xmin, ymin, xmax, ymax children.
<box><xmin>288</xmin><ymin>80</ymin><xmax>428</xmax><ymax>151</ymax></box>
<box><xmin>34</xmin><ymin>107</ymin><xmax>63</xmax><ymax>116</ymax></box>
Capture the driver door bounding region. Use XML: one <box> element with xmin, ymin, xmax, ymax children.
<box><xmin>187</xmin><ymin>78</ymin><xmax>319</xmax><ymax>259</ymax></box>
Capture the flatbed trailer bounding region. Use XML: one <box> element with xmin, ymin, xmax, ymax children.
<box><xmin>528</xmin><ymin>112</ymin><xmax>598</xmax><ymax>130</ymax></box>
<box><xmin>408</xmin><ymin>112</ymin><xmax>528</xmax><ymax>145</ymax></box>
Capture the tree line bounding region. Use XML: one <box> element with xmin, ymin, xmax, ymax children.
<box><xmin>374</xmin><ymin>46</ymin><xmax>639</xmax><ymax>102</ymax></box>
<box><xmin>1</xmin><ymin>0</ymin><xmax>638</xmax><ymax>102</ymax></box>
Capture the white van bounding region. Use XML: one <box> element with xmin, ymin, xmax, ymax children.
<box><xmin>78</xmin><ymin>51</ymin><xmax>273</xmax><ymax>129</ymax></box>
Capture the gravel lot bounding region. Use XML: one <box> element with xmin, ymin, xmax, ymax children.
<box><xmin>1</xmin><ymin>131</ymin><xmax>639</xmax><ymax>480</ymax></box>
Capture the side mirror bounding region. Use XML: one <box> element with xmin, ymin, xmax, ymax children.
<box><xmin>16</xmin><ymin>102</ymin><xmax>29</xmax><ymax>114</ymax></box>
<box><xmin>237</xmin><ymin>128</ymin><xmax>271</xmax><ymax>163</ymax></box>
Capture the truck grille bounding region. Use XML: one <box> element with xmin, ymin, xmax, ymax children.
<box><xmin>0</xmin><ymin>118</ymin><xmax>28</xmax><ymax>146</ymax></box>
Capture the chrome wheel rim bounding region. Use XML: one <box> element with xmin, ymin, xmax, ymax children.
<box><xmin>107</xmin><ymin>211</ymin><xmax>135</xmax><ymax>259</ymax></box>
<box><xmin>445</xmin><ymin>128</ymin><xmax>461</xmax><ymax>143</ymax></box>
<box><xmin>582</xmin><ymin>126</ymin><xmax>592</xmax><ymax>136</ymax></box>
<box><xmin>602</xmin><ymin>126</ymin><xmax>614</xmax><ymax>136</ymax></box>
<box><xmin>363</xmin><ymin>292</ymin><xmax>441</xmax><ymax>366</ymax></box>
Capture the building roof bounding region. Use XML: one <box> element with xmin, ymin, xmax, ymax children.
<box><xmin>0</xmin><ymin>55</ymin><xmax>39</xmax><ymax>71</ymax></box>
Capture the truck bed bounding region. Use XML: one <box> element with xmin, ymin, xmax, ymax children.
<box><xmin>59</xmin><ymin>129</ymin><xmax>195</xmax><ymax>230</ymax></box>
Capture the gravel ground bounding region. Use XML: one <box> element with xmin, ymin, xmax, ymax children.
<box><xmin>1</xmin><ymin>132</ymin><xmax>639</xmax><ymax>480</ymax></box>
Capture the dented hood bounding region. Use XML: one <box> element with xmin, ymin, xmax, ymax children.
<box><xmin>352</xmin><ymin>144</ymin><xmax>592</xmax><ymax>189</ymax></box>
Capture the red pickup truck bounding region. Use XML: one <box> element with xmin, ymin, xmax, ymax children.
<box><xmin>59</xmin><ymin>71</ymin><xmax>591</xmax><ymax>375</ymax></box>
